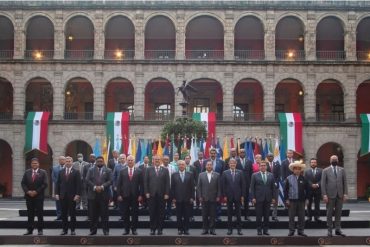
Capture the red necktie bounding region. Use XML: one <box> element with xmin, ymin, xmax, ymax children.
<box><xmin>156</xmin><ymin>167</ymin><xmax>159</xmax><ymax>176</ymax></box>
<box><xmin>32</xmin><ymin>171</ymin><xmax>36</xmax><ymax>182</ymax></box>
<box><xmin>129</xmin><ymin>168</ymin><xmax>133</xmax><ymax>181</ymax></box>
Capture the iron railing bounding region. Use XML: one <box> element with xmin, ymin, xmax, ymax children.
<box><xmin>144</xmin><ymin>50</ymin><xmax>175</xmax><ymax>60</ymax></box>
<box><xmin>356</xmin><ymin>51</ymin><xmax>370</xmax><ymax>61</ymax></box>
<box><xmin>234</xmin><ymin>113</ymin><xmax>264</xmax><ymax>122</ymax></box>
<box><xmin>316</xmin><ymin>51</ymin><xmax>346</xmax><ymax>60</ymax></box>
<box><xmin>275</xmin><ymin>50</ymin><xmax>305</xmax><ymax>61</ymax></box>
<box><xmin>0</xmin><ymin>112</ymin><xmax>12</xmax><ymax>120</ymax></box>
<box><xmin>24</xmin><ymin>50</ymin><xmax>54</xmax><ymax>60</ymax></box>
<box><xmin>144</xmin><ymin>112</ymin><xmax>174</xmax><ymax>121</ymax></box>
<box><xmin>64</xmin><ymin>50</ymin><xmax>94</xmax><ymax>60</ymax></box>
<box><xmin>0</xmin><ymin>50</ymin><xmax>14</xmax><ymax>59</ymax></box>
<box><xmin>234</xmin><ymin>50</ymin><xmax>265</xmax><ymax>60</ymax></box>
<box><xmin>104</xmin><ymin>50</ymin><xmax>135</xmax><ymax>60</ymax></box>
<box><xmin>316</xmin><ymin>113</ymin><xmax>345</xmax><ymax>122</ymax></box>
<box><xmin>64</xmin><ymin>112</ymin><xmax>93</xmax><ymax>120</ymax></box>
<box><xmin>185</xmin><ymin>50</ymin><xmax>224</xmax><ymax>60</ymax></box>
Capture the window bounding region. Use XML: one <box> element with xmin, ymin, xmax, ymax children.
<box><xmin>155</xmin><ymin>104</ymin><xmax>171</xmax><ymax>115</ymax></box>
<box><xmin>193</xmin><ymin>98</ymin><xmax>209</xmax><ymax>113</ymax></box>
<box><xmin>119</xmin><ymin>103</ymin><xmax>134</xmax><ymax>115</ymax></box>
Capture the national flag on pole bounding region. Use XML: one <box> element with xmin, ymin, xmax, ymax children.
<box><xmin>106</xmin><ymin>112</ymin><xmax>130</xmax><ymax>154</ymax></box>
<box><xmin>278</xmin><ymin>113</ymin><xmax>303</xmax><ymax>155</ymax></box>
<box><xmin>131</xmin><ymin>137</ymin><xmax>137</xmax><ymax>158</ymax></box>
<box><xmin>93</xmin><ymin>137</ymin><xmax>102</xmax><ymax>157</ymax></box>
<box><xmin>216</xmin><ymin>137</ymin><xmax>223</xmax><ymax>159</ymax></box>
<box><xmin>222</xmin><ymin>136</ymin><xmax>229</xmax><ymax>160</ymax></box>
<box><xmin>102</xmin><ymin>136</ymin><xmax>110</xmax><ymax>162</ymax></box>
<box><xmin>230</xmin><ymin>137</ymin><xmax>235</xmax><ymax>149</ymax></box>
<box><xmin>164</xmin><ymin>135</ymin><xmax>170</xmax><ymax>156</ymax></box>
<box><xmin>273</xmin><ymin>138</ymin><xmax>281</xmax><ymax>164</ymax></box>
<box><xmin>360</xmin><ymin>114</ymin><xmax>370</xmax><ymax>156</ymax></box>
<box><xmin>157</xmin><ymin>139</ymin><xmax>163</xmax><ymax>157</ymax></box>
<box><xmin>236</xmin><ymin>138</ymin><xmax>241</xmax><ymax>156</ymax></box>
<box><xmin>192</xmin><ymin>112</ymin><xmax>216</xmax><ymax>159</ymax></box>
<box><xmin>25</xmin><ymin>112</ymin><xmax>50</xmax><ymax>154</ymax></box>
<box><xmin>253</xmin><ymin>138</ymin><xmax>260</xmax><ymax>156</ymax></box>
<box><xmin>171</xmin><ymin>134</ymin><xmax>177</xmax><ymax>160</ymax></box>
<box><xmin>247</xmin><ymin>139</ymin><xmax>255</xmax><ymax>162</ymax></box>
<box><xmin>135</xmin><ymin>139</ymin><xmax>142</xmax><ymax>164</ymax></box>
<box><xmin>190</xmin><ymin>137</ymin><xmax>198</xmax><ymax>165</ymax></box>
<box><xmin>272</xmin><ymin>138</ymin><xmax>284</xmax><ymax>206</ymax></box>
<box><xmin>263</xmin><ymin>139</ymin><xmax>269</xmax><ymax>160</ymax></box>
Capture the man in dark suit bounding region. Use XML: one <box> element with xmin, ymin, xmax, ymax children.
<box><xmin>266</xmin><ymin>153</ymin><xmax>281</xmax><ymax>222</ymax></box>
<box><xmin>55</xmin><ymin>156</ymin><xmax>81</xmax><ymax>235</ymax></box>
<box><xmin>107</xmin><ymin>149</ymin><xmax>120</xmax><ymax>171</ymax></box>
<box><xmin>117</xmin><ymin>155</ymin><xmax>143</xmax><ymax>235</ymax></box>
<box><xmin>250</xmin><ymin>160</ymin><xmax>276</xmax><ymax>236</ymax></box>
<box><xmin>72</xmin><ymin>153</ymin><xmax>88</xmax><ymax>210</ymax></box>
<box><xmin>304</xmin><ymin>158</ymin><xmax>322</xmax><ymax>223</ymax></box>
<box><xmin>138</xmin><ymin>155</ymin><xmax>150</xmax><ymax>209</ymax></box>
<box><xmin>51</xmin><ymin>156</ymin><xmax>65</xmax><ymax>221</ymax></box>
<box><xmin>85</xmin><ymin>156</ymin><xmax>113</xmax><ymax>235</ymax></box>
<box><xmin>21</xmin><ymin>158</ymin><xmax>48</xmax><ymax>236</ymax></box>
<box><xmin>321</xmin><ymin>155</ymin><xmax>348</xmax><ymax>237</ymax></box>
<box><xmin>221</xmin><ymin>158</ymin><xmax>245</xmax><ymax>235</ymax></box>
<box><xmin>171</xmin><ymin>160</ymin><xmax>195</xmax><ymax>235</ymax></box>
<box><xmin>281</xmin><ymin>149</ymin><xmax>295</xmax><ymax>181</ymax></box>
<box><xmin>197</xmin><ymin>160</ymin><xmax>221</xmax><ymax>235</ymax></box>
<box><xmin>224</xmin><ymin>148</ymin><xmax>242</xmax><ymax>171</ymax></box>
<box><xmin>82</xmin><ymin>153</ymin><xmax>95</xmax><ymax>221</ymax></box>
<box><xmin>192</xmin><ymin>151</ymin><xmax>204</xmax><ymax>209</ymax></box>
<box><xmin>144</xmin><ymin>155</ymin><xmax>170</xmax><ymax>235</ymax></box>
<box><xmin>238</xmin><ymin>148</ymin><xmax>253</xmax><ymax>221</ymax></box>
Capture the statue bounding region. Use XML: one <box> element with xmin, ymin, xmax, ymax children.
<box><xmin>176</xmin><ymin>80</ymin><xmax>197</xmax><ymax>103</ymax></box>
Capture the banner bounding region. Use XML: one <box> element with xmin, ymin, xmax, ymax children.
<box><xmin>192</xmin><ymin>112</ymin><xmax>216</xmax><ymax>158</ymax></box>
<box><xmin>106</xmin><ymin>112</ymin><xmax>130</xmax><ymax>155</ymax></box>
<box><xmin>25</xmin><ymin>112</ymin><xmax>50</xmax><ymax>154</ymax></box>
<box><xmin>360</xmin><ymin>114</ymin><xmax>370</xmax><ymax>156</ymax></box>
<box><xmin>278</xmin><ymin>113</ymin><xmax>303</xmax><ymax>155</ymax></box>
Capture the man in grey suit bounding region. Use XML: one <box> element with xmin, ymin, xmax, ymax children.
<box><xmin>321</xmin><ymin>155</ymin><xmax>348</xmax><ymax>237</ymax></box>
<box><xmin>85</xmin><ymin>156</ymin><xmax>113</xmax><ymax>236</ymax></box>
<box><xmin>197</xmin><ymin>160</ymin><xmax>221</xmax><ymax>235</ymax></box>
<box><xmin>250</xmin><ymin>160</ymin><xmax>276</xmax><ymax>236</ymax></box>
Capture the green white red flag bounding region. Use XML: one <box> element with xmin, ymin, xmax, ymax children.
<box><xmin>25</xmin><ymin>112</ymin><xmax>50</xmax><ymax>154</ymax></box>
<box><xmin>278</xmin><ymin>113</ymin><xmax>303</xmax><ymax>155</ymax></box>
<box><xmin>360</xmin><ymin>114</ymin><xmax>370</xmax><ymax>156</ymax></box>
<box><xmin>192</xmin><ymin>112</ymin><xmax>216</xmax><ymax>158</ymax></box>
<box><xmin>106</xmin><ymin>112</ymin><xmax>130</xmax><ymax>155</ymax></box>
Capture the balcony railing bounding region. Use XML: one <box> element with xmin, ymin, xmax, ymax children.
<box><xmin>144</xmin><ymin>112</ymin><xmax>174</xmax><ymax>121</ymax></box>
<box><xmin>24</xmin><ymin>50</ymin><xmax>54</xmax><ymax>60</ymax></box>
<box><xmin>185</xmin><ymin>50</ymin><xmax>224</xmax><ymax>60</ymax></box>
<box><xmin>316</xmin><ymin>113</ymin><xmax>345</xmax><ymax>122</ymax></box>
<box><xmin>144</xmin><ymin>50</ymin><xmax>175</xmax><ymax>60</ymax></box>
<box><xmin>316</xmin><ymin>51</ymin><xmax>346</xmax><ymax>60</ymax></box>
<box><xmin>234</xmin><ymin>50</ymin><xmax>265</xmax><ymax>60</ymax></box>
<box><xmin>0</xmin><ymin>112</ymin><xmax>12</xmax><ymax>120</ymax></box>
<box><xmin>356</xmin><ymin>51</ymin><xmax>370</xmax><ymax>61</ymax></box>
<box><xmin>64</xmin><ymin>50</ymin><xmax>94</xmax><ymax>60</ymax></box>
<box><xmin>0</xmin><ymin>50</ymin><xmax>14</xmax><ymax>59</ymax></box>
<box><xmin>234</xmin><ymin>113</ymin><xmax>264</xmax><ymax>122</ymax></box>
<box><xmin>104</xmin><ymin>50</ymin><xmax>135</xmax><ymax>60</ymax></box>
<box><xmin>275</xmin><ymin>112</ymin><xmax>305</xmax><ymax>121</ymax></box>
<box><xmin>64</xmin><ymin>112</ymin><xmax>93</xmax><ymax>120</ymax></box>
<box><xmin>275</xmin><ymin>50</ymin><xmax>305</xmax><ymax>61</ymax></box>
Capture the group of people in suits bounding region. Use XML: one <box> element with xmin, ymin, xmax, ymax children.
<box><xmin>22</xmin><ymin>147</ymin><xmax>348</xmax><ymax>237</ymax></box>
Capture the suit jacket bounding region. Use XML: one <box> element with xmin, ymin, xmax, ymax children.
<box><xmin>186</xmin><ymin>164</ymin><xmax>198</xmax><ymax>183</ymax></box>
<box><xmin>224</xmin><ymin>157</ymin><xmax>243</xmax><ymax>171</ymax></box>
<box><xmin>107</xmin><ymin>158</ymin><xmax>119</xmax><ymax>171</ymax></box>
<box><xmin>144</xmin><ymin>165</ymin><xmax>170</xmax><ymax>197</ymax></box>
<box><xmin>221</xmin><ymin>169</ymin><xmax>246</xmax><ymax>201</ymax></box>
<box><xmin>193</xmin><ymin>159</ymin><xmax>205</xmax><ymax>179</ymax></box>
<box><xmin>116</xmin><ymin>167</ymin><xmax>143</xmax><ymax>198</ymax></box>
<box><xmin>281</xmin><ymin>158</ymin><xmax>294</xmax><ymax>180</ymax></box>
<box><xmin>171</xmin><ymin>171</ymin><xmax>195</xmax><ymax>202</ymax></box>
<box><xmin>304</xmin><ymin>167</ymin><xmax>322</xmax><ymax>195</ymax></box>
<box><xmin>197</xmin><ymin>171</ymin><xmax>221</xmax><ymax>202</ymax></box>
<box><xmin>86</xmin><ymin>166</ymin><xmax>113</xmax><ymax>200</ymax></box>
<box><xmin>21</xmin><ymin>168</ymin><xmax>48</xmax><ymax>200</ymax></box>
<box><xmin>55</xmin><ymin>167</ymin><xmax>82</xmax><ymax>200</ymax></box>
<box><xmin>267</xmin><ymin>161</ymin><xmax>281</xmax><ymax>183</ymax></box>
<box><xmin>72</xmin><ymin>161</ymin><xmax>89</xmax><ymax>179</ymax></box>
<box><xmin>203</xmin><ymin>159</ymin><xmax>224</xmax><ymax>174</ymax></box>
<box><xmin>284</xmin><ymin>175</ymin><xmax>309</xmax><ymax>201</ymax></box>
<box><xmin>238</xmin><ymin>156</ymin><xmax>253</xmax><ymax>189</ymax></box>
<box><xmin>250</xmin><ymin>171</ymin><xmax>276</xmax><ymax>203</ymax></box>
<box><xmin>321</xmin><ymin>166</ymin><xmax>348</xmax><ymax>199</ymax></box>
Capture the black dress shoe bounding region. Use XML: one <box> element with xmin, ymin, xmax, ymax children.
<box><xmin>23</xmin><ymin>231</ymin><xmax>33</xmax><ymax>236</ymax></box>
<box><xmin>263</xmin><ymin>231</ymin><xmax>270</xmax><ymax>236</ymax></box>
<box><xmin>71</xmin><ymin>231</ymin><xmax>76</xmax><ymax>236</ymax></box>
<box><xmin>210</xmin><ymin>230</ymin><xmax>216</xmax><ymax>235</ymax></box>
<box><xmin>227</xmin><ymin>229</ymin><xmax>232</xmax><ymax>235</ymax></box>
<box><xmin>60</xmin><ymin>231</ymin><xmax>68</xmax><ymax>235</ymax></box>
<box><xmin>103</xmin><ymin>231</ymin><xmax>109</xmax><ymax>236</ymax></box>
<box><xmin>122</xmin><ymin>230</ymin><xmax>129</xmax><ymax>235</ymax></box>
<box><xmin>38</xmin><ymin>230</ymin><xmax>43</xmax><ymax>236</ymax></box>
<box><xmin>89</xmin><ymin>231</ymin><xmax>97</xmax><ymax>235</ymax></box>
<box><xmin>132</xmin><ymin>229</ymin><xmax>137</xmax><ymax>235</ymax></box>
<box><xmin>257</xmin><ymin>231</ymin><xmax>262</xmax><ymax>236</ymax></box>
<box><xmin>157</xmin><ymin>230</ymin><xmax>163</xmax><ymax>235</ymax></box>
<box><xmin>288</xmin><ymin>231</ymin><xmax>294</xmax><ymax>236</ymax></box>
<box><xmin>237</xmin><ymin>230</ymin><xmax>243</xmax><ymax>235</ymax></box>
<box><xmin>201</xmin><ymin>230</ymin><xmax>208</xmax><ymax>235</ymax></box>
<box><xmin>178</xmin><ymin>230</ymin><xmax>183</xmax><ymax>235</ymax></box>
<box><xmin>327</xmin><ymin>231</ymin><xmax>333</xmax><ymax>237</ymax></box>
<box><xmin>150</xmin><ymin>230</ymin><xmax>155</xmax><ymax>235</ymax></box>
<box><xmin>298</xmin><ymin>232</ymin><xmax>308</xmax><ymax>237</ymax></box>
<box><xmin>335</xmin><ymin>231</ymin><xmax>346</xmax><ymax>237</ymax></box>
<box><xmin>183</xmin><ymin>230</ymin><xmax>189</xmax><ymax>235</ymax></box>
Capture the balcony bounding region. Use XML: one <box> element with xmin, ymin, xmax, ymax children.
<box><xmin>144</xmin><ymin>112</ymin><xmax>174</xmax><ymax>121</ymax></box>
<box><xmin>185</xmin><ymin>50</ymin><xmax>224</xmax><ymax>60</ymax></box>
<box><xmin>64</xmin><ymin>50</ymin><xmax>94</xmax><ymax>60</ymax></box>
<box><xmin>316</xmin><ymin>51</ymin><xmax>346</xmax><ymax>61</ymax></box>
<box><xmin>234</xmin><ymin>50</ymin><xmax>265</xmax><ymax>60</ymax></box>
<box><xmin>0</xmin><ymin>50</ymin><xmax>13</xmax><ymax>59</ymax></box>
<box><xmin>64</xmin><ymin>112</ymin><xmax>93</xmax><ymax>120</ymax></box>
<box><xmin>276</xmin><ymin>50</ymin><xmax>305</xmax><ymax>61</ymax></box>
<box><xmin>316</xmin><ymin>113</ymin><xmax>345</xmax><ymax>122</ymax></box>
<box><xmin>104</xmin><ymin>50</ymin><xmax>134</xmax><ymax>60</ymax></box>
<box><xmin>0</xmin><ymin>112</ymin><xmax>12</xmax><ymax>120</ymax></box>
<box><xmin>144</xmin><ymin>50</ymin><xmax>175</xmax><ymax>60</ymax></box>
<box><xmin>234</xmin><ymin>113</ymin><xmax>264</xmax><ymax>122</ymax></box>
<box><xmin>24</xmin><ymin>50</ymin><xmax>54</xmax><ymax>60</ymax></box>
<box><xmin>356</xmin><ymin>51</ymin><xmax>370</xmax><ymax>61</ymax></box>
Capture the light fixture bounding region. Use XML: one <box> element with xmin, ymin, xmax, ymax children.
<box><xmin>287</xmin><ymin>51</ymin><xmax>295</xmax><ymax>58</ymax></box>
<box><xmin>68</xmin><ymin>35</ymin><xmax>73</xmax><ymax>41</ymax></box>
<box><xmin>115</xmin><ymin>50</ymin><xmax>123</xmax><ymax>59</ymax></box>
<box><xmin>368</xmin><ymin>52</ymin><xmax>370</xmax><ymax>59</ymax></box>
<box><xmin>66</xmin><ymin>90</ymin><xmax>71</xmax><ymax>95</ymax></box>
<box><xmin>299</xmin><ymin>90</ymin><xmax>303</xmax><ymax>96</ymax></box>
<box><xmin>33</xmin><ymin>51</ymin><xmax>43</xmax><ymax>60</ymax></box>
<box><xmin>298</xmin><ymin>35</ymin><xmax>304</xmax><ymax>42</ymax></box>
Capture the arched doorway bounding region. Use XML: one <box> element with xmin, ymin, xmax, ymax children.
<box><xmin>0</xmin><ymin>77</ymin><xmax>13</xmax><ymax>120</ymax></box>
<box><xmin>25</xmin><ymin>16</ymin><xmax>54</xmax><ymax>59</ymax></box>
<box><xmin>145</xmin><ymin>15</ymin><xmax>176</xmax><ymax>59</ymax></box>
<box><xmin>0</xmin><ymin>16</ymin><xmax>14</xmax><ymax>58</ymax></box>
<box><xmin>104</xmin><ymin>15</ymin><xmax>135</xmax><ymax>59</ymax></box>
<box><xmin>316</xmin><ymin>142</ymin><xmax>344</xmax><ymax>169</ymax></box>
<box><xmin>25</xmin><ymin>145</ymin><xmax>53</xmax><ymax>195</ymax></box>
<box><xmin>356</xmin><ymin>80</ymin><xmax>370</xmax><ymax>122</ymax></box>
<box><xmin>356</xmin><ymin>17</ymin><xmax>370</xmax><ymax>60</ymax></box>
<box><xmin>357</xmin><ymin>152</ymin><xmax>370</xmax><ymax>199</ymax></box>
<box><xmin>65</xmin><ymin>16</ymin><xmax>94</xmax><ymax>59</ymax></box>
<box><xmin>234</xmin><ymin>16</ymin><xmax>264</xmax><ymax>59</ymax></box>
<box><xmin>105</xmin><ymin>78</ymin><xmax>134</xmax><ymax>115</ymax></box>
<box><xmin>0</xmin><ymin>139</ymin><xmax>12</xmax><ymax>197</ymax></box>
<box><xmin>275</xmin><ymin>79</ymin><xmax>304</xmax><ymax>119</ymax></box>
<box><xmin>316</xmin><ymin>79</ymin><xmax>344</xmax><ymax>122</ymax></box>
<box><xmin>144</xmin><ymin>78</ymin><xmax>174</xmax><ymax>121</ymax></box>
<box><xmin>25</xmin><ymin>77</ymin><xmax>53</xmax><ymax>118</ymax></box>
<box><xmin>65</xmin><ymin>140</ymin><xmax>93</xmax><ymax>162</ymax></box>
<box><xmin>233</xmin><ymin>79</ymin><xmax>263</xmax><ymax>121</ymax></box>
<box><xmin>64</xmin><ymin>77</ymin><xmax>93</xmax><ymax>120</ymax></box>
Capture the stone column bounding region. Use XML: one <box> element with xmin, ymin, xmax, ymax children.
<box><xmin>264</xmin><ymin>11</ymin><xmax>275</xmax><ymax>60</ymax></box>
<box><xmin>344</xmin><ymin>24</ymin><xmax>357</xmax><ymax>61</ymax></box>
<box><xmin>223</xmin><ymin>72</ymin><xmax>234</xmax><ymax>121</ymax></box>
<box><xmin>344</xmin><ymin>75</ymin><xmax>356</xmax><ymax>121</ymax></box>
<box><xmin>343</xmin><ymin>134</ymin><xmax>358</xmax><ymax>199</ymax></box>
<box><xmin>94</xmin><ymin>11</ymin><xmax>104</xmax><ymax>60</ymax></box>
<box><xmin>224</xmin><ymin>11</ymin><xmax>234</xmax><ymax>60</ymax></box>
<box><xmin>176</xmin><ymin>11</ymin><xmax>185</xmax><ymax>60</ymax></box>
<box><xmin>134</xmin><ymin>11</ymin><xmax>144</xmax><ymax>60</ymax></box>
<box><xmin>13</xmin><ymin>71</ymin><xmax>25</xmax><ymax>120</ymax></box>
<box><xmin>264</xmin><ymin>70</ymin><xmax>275</xmax><ymax>121</ymax></box>
<box><xmin>13</xmin><ymin>10</ymin><xmax>24</xmax><ymax>59</ymax></box>
<box><xmin>305</xmin><ymin>12</ymin><xmax>316</xmax><ymax>61</ymax></box>
<box><xmin>174</xmin><ymin>71</ymin><xmax>184</xmax><ymax>117</ymax></box>
<box><xmin>304</xmin><ymin>73</ymin><xmax>316</xmax><ymax>121</ymax></box>
<box><xmin>54</xmin><ymin>11</ymin><xmax>64</xmax><ymax>59</ymax></box>
<box><xmin>53</xmin><ymin>71</ymin><xmax>63</xmax><ymax>120</ymax></box>
<box><xmin>133</xmin><ymin>72</ymin><xmax>144</xmax><ymax>120</ymax></box>
<box><xmin>12</xmin><ymin>128</ymin><xmax>25</xmax><ymax>196</ymax></box>
<box><xmin>93</xmin><ymin>70</ymin><xmax>104</xmax><ymax>120</ymax></box>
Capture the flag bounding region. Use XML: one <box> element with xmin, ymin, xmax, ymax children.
<box><xmin>135</xmin><ymin>139</ymin><xmax>142</xmax><ymax>164</ymax></box>
<box><xmin>106</xmin><ymin>112</ymin><xmax>130</xmax><ymax>154</ymax></box>
<box><xmin>190</xmin><ymin>137</ymin><xmax>198</xmax><ymax>165</ymax></box>
<box><xmin>247</xmin><ymin>139</ymin><xmax>255</xmax><ymax>162</ymax></box>
<box><xmin>192</xmin><ymin>112</ymin><xmax>216</xmax><ymax>159</ymax></box>
<box><xmin>157</xmin><ymin>139</ymin><xmax>163</xmax><ymax>157</ymax></box>
<box><xmin>280</xmin><ymin>137</ymin><xmax>287</xmax><ymax>161</ymax></box>
<box><xmin>127</xmin><ymin>138</ymin><xmax>132</xmax><ymax>155</ymax></box>
<box><xmin>236</xmin><ymin>138</ymin><xmax>241</xmax><ymax>156</ymax></box>
<box><xmin>141</xmin><ymin>139</ymin><xmax>147</xmax><ymax>162</ymax></box>
<box><xmin>25</xmin><ymin>112</ymin><xmax>50</xmax><ymax>154</ymax></box>
<box><xmin>222</xmin><ymin>136</ymin><xmax>229</xmax><ymax>160</ymax></box>
<box><xmin>253</xmin><ymin>138</ymin><xmax>260</xmax><ymax>156</ymax></box>
<box><xmin>278</xmin><ymin>113</ymin><xmax>303</xmax><ymax>155</ymax></box>
<box><xmin>268</xmin><ymin>138</ymin><xmax>273</xmax><ymax>154</ymax></box>
<box><xmin>171</xmin><ymin>134</ymin><xmax>177</xmax><ymax>160</ymax></box>
<box><xmin>263</xmin><ymin>139</ymin><xmax>269</xmax><ymax>160</ymax></box>
<box><xmin>216</xmin><ymin>137</ymin><xmax>223</xmax><ymax>159</ymax></box>
<box><xmin>93</xmin><ymin>137</ymin><xmax>102</xmax><ymax>157</ymax></box>
<box><xmin>131</xmin><ymin>136</ymin><xmax>137</xmax><ymax>158</ymax></box>
<box><xmin>360</xmin><ymin>114</ymin><xmax>370</xmax><ymax>156</ymax></box>
<box><xmin>181</xmin><ymin>136</ymin><xmax>189</xmax><ymax>159</ymax></box>
<box><xmin>199</xmin><ymin>137</ymin><xmax>204</xmax><ymax>155</ymax></box>
<box><xmin>102</xmin><ymin>136</ymin><xmax>110</xmax><ymax>162</ymax></box>
<box><xmin>230</xmin><ymin>137</ymin><xmax>235</xmax><ymax>149</ymax></box>
<box><xmin>273</xmin><ymin>138</ymin><xmax>281</xmax><ymax>164</ymax></box>
<box><xmin>152</xmin><ymin>141</ymin><xmax>157</xmax><ymax>156</ymax></box>
<box><xmin>164</xmin><ymin>135</ymin><xmax>170</xmax><ymax>156</ymax></box>
<box><xmin>272</xmin><ymin>138</ymin><xmax>284</xmax><ymax>206</ymax></box>
<box><xmin>146</xmin><ymin>140</ymin><xmax>152</xmax><ymax>163</ymax></box>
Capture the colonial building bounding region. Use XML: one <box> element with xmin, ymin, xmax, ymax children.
<box><xmin>0</xmin><ymin>1</ymin><xmax>369</xmax><ymax>198</ymax></box>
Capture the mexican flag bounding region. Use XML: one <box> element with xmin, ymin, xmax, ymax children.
<box><xmin>25</xmin><ymin>112</ymin><xmax>50</xmax><ymax>154</ymax></box>
<box><xmin>278</xmin><ymin>113</ymin><xmax>303</xmax><ymax>155</ymax></box>
<box><xmin>192</xmin><ymin>112</ymin><xmax>216</xmax><ymax>158</ymax></box>
<box><xmin>360</xmin><ymin>114</ymin><xmax>370</xmax><ymax>156</ymax></box>
<box><xmin>106</xmin><ymin>112</ymin><xmax>130</xmax><ymax>155</ymax></box>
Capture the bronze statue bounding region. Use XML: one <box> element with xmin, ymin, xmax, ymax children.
<box><xmin>177</xmin><ymin>80</ymin><xmax>197</xmax><ymax>103</ymax></box>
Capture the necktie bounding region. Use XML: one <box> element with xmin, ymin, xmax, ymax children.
<box><xmin>262</xmin><ymin>172</ymin><xmax>266</xmax><ymax>184</ymax></box>
<box><xmin>313</xmin><ymin>168</ymin><xmax>316</xmax><ymax>176</ymax></box>
<box><xmin>334</xmin><ymin>167</ymin><xmax>337</xmax><ymax>177</ymax></box>
<box><xmin>32</xmin><ymin>170</ymin><xmax>36</xmax><ymax>182</ymax></box>
<box><xmin>180</xmin><ymin>172</ymin><xmax>184</xmax><ymax>182</ymax></box>
<box><xmin>231</xmin><ymin>170</ymin><xmax>235</xmax><ymax>182</ymax></box>
<box><xmin>156</xmin><ymin>167</ymin><xmax>159</xmax><ymax>176</ymax></box>
<box><xmin>66</xmin><ymin>168</ymin><xmax>70</xmax><ymax>179</ymax></box>
<box><xmin>129</xmin><ymin>168</ymin><xmax>133</xmax><ymax>181</ymax></box>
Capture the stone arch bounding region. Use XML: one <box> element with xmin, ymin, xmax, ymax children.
<box><xmin>233</xmin><ymin>13</ymin><xmax>266</xmax><ymax>32</ymax></box>
<box><xmin>63</xmin><ymin>73</ymin><xmax>95</xmax><ymax>90</ymax></box>
<box><xmin>0</xmin><ymin>12</ymin><xmax>16</xmax><ymax>24</ymax></box>
<box><xmin>103</xmin><ymin>12</ymin><xmax>135</xmax><ymax>32</ymax></box>
<box><xmin>316</xmin><ymin>13</ymin><xmax>347</xmax><ymax>30</ymax></box>
<box><xmin>143</xmin><ymin>12</ymin><xmax>177</xmax><ymax>31</ymax></box>
<box><xmin>64</xmin><ymin>139</ymin><xmax>93</xmax><ymax>161</ymax></box>
<box><xmin>274</xmin><ymin>12</ymin><xmax>306</xmax><ymax>31</ymax></box>
<box><xmin>105</xmin><ymin>77</ymin><xmax>135</xmax><ymax>114</ymax></box>
<box><xmin>316</xmin><ymin>142</ymin><xmax>344</xmax><ymax>169</ymax></box>
<box><xmin>273</xmin><ymin>76</ymin><xmax>307</xmax><ymax>93</ymax></box>
<box><xmin>184</xmin><ymin>12</ymin><xmax>225</xmax><ymax>29</ymax></box>
<box><xmin>233</xmin><ymin>74</ymin><xmax>266</xmax><ymax>93</ymax></box>
<box><xmin>63</xmin><ymin>12</ymin><xmax>95</xmax><ymax>30</ymax></box>
<box><xmin>23</xmin><ymin>12</ymin><xmax>56</xmax><ymax>30</ymax></box>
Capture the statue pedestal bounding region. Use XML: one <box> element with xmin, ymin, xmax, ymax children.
<box><xmin>179</xmin><ymin>101</ymin><xmax>189</xmax><ymax>117</ymax></box>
